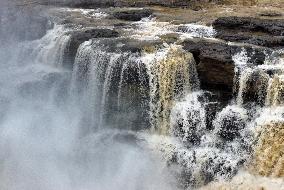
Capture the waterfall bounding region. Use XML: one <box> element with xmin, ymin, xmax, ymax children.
<box><xmin>266</xmin><ymin>75</ymin><xmax>284</xmax><ymax>106</ymax></box>
<box><xmin>70</xmin><ymin>41</ymin><xmax>200</xmax><ymax>133</ymax></box>
<box><xmin>233</xmin><ymin>48</ymin><xmax>284</xmax><ymax>107</ymax></box>
<box><xmin>2</xmin><ymin>4</ymin><xmax>284</xmax><ymax>189</ymax></box>
<box><xmin>143</xmin><ymin>45</ymin><xmax>199</xmax><ymax>135</ymax></box>
<box><xmin>0</xmin><ymin>15</ymin><xmax>179</xmax><ymax>190</ymax></box>
<box><xmin>246</xmin><ymin>105</ymin><xmax>284</xmax><ymax>178</ymax></box>
<box><xmin>236</xmin><ymin>68</ymin><xmax>269</xmax><ymax>106</ymax></box>
<box><xmin>170</xmin><ymin>92</ymin><xmax>207</xmax><ymax>145</ymax></box>
<box><xmin>230</xmin><ymin>46</ymin><xmax>284</xmax><ymax>180</ymax></box>
<box><xmin>70</xmin><ymin>40</ymin><xmax>149</xmax><ymax>131</ymax></box>
<box><xmin>253</xmin><ymin>121</ymin><xmax>284</xmax><ymax>177</ymax></box>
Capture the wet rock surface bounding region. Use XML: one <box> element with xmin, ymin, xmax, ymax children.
<box><xmin>3</xmin><ymin>2</ymin><xmax>284</xmax><ymax>189</ymax></box>
<box><xmin>63</xmin><ymin>28</ymin><xmax>119</xmax><ymax>68</ymax></box>
<box><xmin>213</xmin><ymin>16</ymin><xmax>284</xmax><ymax>48</ymax></box>
<box><xmin>238</xmin><ymin>69</ymin><xmax>270</xmax><ymax>106</ymax></box>
<box><xmin>213</xmin><ymin>17</ymin><xmax>284</xmax><ymax>36</ymax></box>
<box><xmin>112</xmin><ymin>9</ymin><xmax>153</xmax><ymax>21</ymax></box>
<box><xmin>181</xmin><ymin>38</ymin><xmax>270</xmax><ymax>96</ymax></box>
<box><xmin>215</xmin><ymin>31</ymin><xmax>284</xmax><ymax>48</ymax></box>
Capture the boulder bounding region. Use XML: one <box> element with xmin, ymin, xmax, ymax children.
<box><xmin>112</xmin><ymin>9</ymin><xmax>153</xmax><ymax>21</ymax></box>
<box><xmin>171</xmin><ymin>91</ymin><xmax>222</xmax><ymax>146</ymax></box>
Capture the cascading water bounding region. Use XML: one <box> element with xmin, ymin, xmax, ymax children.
<box><xmin>266</xmin><ymin>74</ymin><xmax>284</xmax><ymax>106</ymax></box>
<box><xmin>0</xmin><ymin>8</ymin><xmax>178</xmax><ymax>190</ymax></box>
<box><xmin>143</xmin><ymin>45</ymin><xmax>200</xmax><ymax>135</ymax></box>
<box><xmin>204</xmin><ymin>47</ymin><xmax>284</xmax><ymax>188</ymax></box>
<box><xmin>1</xmin><ymin>2</ymin><xmax>284</xmax><ymax>190</ymax></box>
<box><xmin>71</xmin><ymin>39</ymin><xmax>149</xmax><ymax>131</ymax></box>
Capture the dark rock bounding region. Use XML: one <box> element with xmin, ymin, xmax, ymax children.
<box><xmin>70</xmin><ymin>28</ymin><xmax>119</xmax><ymax>42</ymax></box>
<box><xmin>259</xmin><ymin>12</ymin><xmax>282</xmax><ymax>17</ymax></box>
<box><xmin>113</xmin><ymin>132</ymin><xmax>139</xmax><ymax>145</ymax></box>
<box><xmin>180</xmin><ymin>38</ymin><xmax>271</xmax><ymax>98</ymax></box>
<box><xmin>64</xmin><ymin>28</ymin><xmax>119</xmax><ymax>68</ymax></box>
<box><xmin>112</xmin><ymin>9</ymin><xmax>153</xmax><ymax>21</ymax></box>
<box><xmin>237</xmin><ymin>69</ymin><xmax>270</xmax><ymax>106</ymax></box>
<box><xmin>216</xmin><ymin>32</ymin><xmax>284</xmax><ymax>48</ymax></box>
<box><xmin>213</xmin><ymin>17</ymin><xmax>284</xmax><ymax>48</ymax></box>
<box><xmin>47</xmin><ymin>0</ymin><xmax>196</xmax><ymax>8</ymax></box>
<box><xmin>204</xmin><ymin>102</ymin><xmax>221</xmax><ymax>130</ymax></box>
<box><xmin>97</xmin><ymin>37</ymin><xmax>163</xmax><ymax>54</ymax></box>
<box><xmin>214</xmin><ymin>107</ymin><xmax>247</xmax><ymax>141</ymax></box>
<box><xmin>213</xmin><ymin>17</ymin><xmax>284</xmax><ymax>36</ymax></box>
<box><xmin>45</xmin><ymin>0</ymin><xmax>116</xmax><ymax>8</ymax></box>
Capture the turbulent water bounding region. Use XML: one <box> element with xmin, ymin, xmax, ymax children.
<box><xmin>0</xmin><ymin>9</ymin><xmax>176</xmax><ymax>190</ymax></box>
<box><xmin>0</xmin><ymin>3</ymin><xmax>284</xmax><ymax>190</ymax></box>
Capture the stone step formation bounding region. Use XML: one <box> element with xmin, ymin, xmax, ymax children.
<box><xmin>0</xmin><ymin>1</ymin><xmax>283</xmax><ymax>190</ymax></box>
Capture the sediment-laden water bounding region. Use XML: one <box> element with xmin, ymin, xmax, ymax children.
<box><xmin>0</xmin><ymin>3</ymin><xmax>284</xmax><ymax>190</ymax></box>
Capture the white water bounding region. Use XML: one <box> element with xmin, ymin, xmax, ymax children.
<box><xmin>1</xmin><ymin>5</ymin><xmax>284</xmax><ymax>190</ymax></box>
<box><xmin>0</xmin><ymin>23</ymin><xmax>179</xmax><ymax>190</ymax></box>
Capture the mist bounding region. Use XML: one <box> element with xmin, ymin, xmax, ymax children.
<box><xmin>0</xmin><ymin>1</ymin><xmax>179</xmax><ymax>190</ymax></box>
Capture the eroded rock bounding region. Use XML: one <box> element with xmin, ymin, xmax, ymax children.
<box><xmin>213</xmin><ymin>17</ymin><xmax>284</xmax><ymax>36</ymax></box>
<box><xmin>181</xmin><ymin>38</ymin><xmax>270</xmax><ymax>101</ymax></box>
<box><xmin>213</xmin><ymin>16</ymin><xmax>284</xmax><ymax>48</ymax></box>
<box><xmin>64</xmin><ymin>28</ymin><xmax>119</xmax><ymax>68</ymax></box>
<box><xmin>112</xmin><ymin>9</ymin><xmax>153</xmax><ymax>21</ymax></box>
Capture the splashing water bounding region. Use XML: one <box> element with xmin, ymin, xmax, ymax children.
<box><xmin>142</xmin><ymin>45</ymin><xmax>199</xmax><ymax>135</ymax></box>
<box><xmin>170</xmin><ymin>91</ymin><xmax>206</xmax><ymax>145</ymax></box>
<box><xmin>2</xmin><ymin>4</ymin><xmax>284</xmax><ymax>190</ymax></box>
<box><xmin>0</xmin><ymin>22</ymin><xmax>180</xmax><ymax>190</ymax></box>
<box><xmin>177</xmin><ymin>24</ymin><xmax>216</xmax><ymax>39</ymax></box>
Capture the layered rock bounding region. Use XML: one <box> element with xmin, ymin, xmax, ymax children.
<box><xmin>213</xmin><ymin>17</ymin><xmax>284</xmax><ymax>48</ymax></box>
<box><xmin>213</xmin><ymin>17</ymin><xmax>284</xmax><ymax>36</ymax></box>
<box><xmin>180</xmin><ymin>38</ymin><xmax>270</xmax><ymax>101</ymax></box>
<box><xmin>112</xmin><ymin>9</ymin><xmax>153</xmax><ymax>21</ymax></box>
<box><xmin>63</xmin><ymin>28</ymin><xmax>119</xmax><ymax>68</ymax></box>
